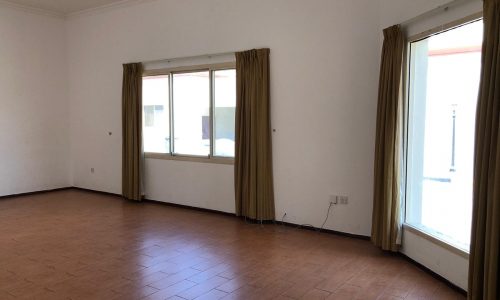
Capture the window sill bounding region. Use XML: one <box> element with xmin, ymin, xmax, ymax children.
<box><xmin>402</xmin><ymin>223</ymin><xmax>469</xmax><ymax>259</ymax></box>
<box><xmin>145</xmin><ymin>152</ymin><xmax>234</xmax><ymax>165</ymax></box>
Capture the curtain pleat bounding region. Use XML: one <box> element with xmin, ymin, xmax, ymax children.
<box><xmin>122</xmin><ymin>62</ymin><xmax>144</xmax><ymax>201</ymax></box>
<box><xmin>235</xmin><ymin>48</ymin><xmax>275</xmax><ymax>221</ymax></box>
<box><xmin>371</xmin><ymin>25</ymin><xmax>405</xmax><ymax>252</ymax></box>
<box><xmin>468</xmin><ymin>0</ymin><xmax>500</xmax><ymax>298</ymax></box>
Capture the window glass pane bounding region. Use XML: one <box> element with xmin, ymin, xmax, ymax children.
<box><xmin>143</xmin><ymin>76</ymin><xmax>170</xmax><ymax>153</ymax></box>
<box><xmin>214</xmin><ymin>69</ymin><xmax>236</xmax><ymax>157</ymax></box>
<box><xmin>406</xmin><ymin>20</ymin><xmax>482</xmax><ymax>251</ymax></box>
<box><xmin>173</xmin><ymin>71</ymin><xmax>210</xmax><ymax>156</ymax></box>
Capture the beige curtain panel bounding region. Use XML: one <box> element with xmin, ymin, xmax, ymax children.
<box><xmin>234</xmin><ymin>48</ymin><xmax>275</xmax><ymax>221</ymax></box>
<box><xmin>371</xmin><ymin>25</ymin><xmax>405</xmax><ymax>252</ymax></box>
<box><xmin>468</xmin><ymin>0</ymin><xmax>500</xmax><ymax>299</ymax></box>
<box><xmin>122</xmin><ymin>62</ymin><xmax>144</xmax><ymax>201</ymax></box>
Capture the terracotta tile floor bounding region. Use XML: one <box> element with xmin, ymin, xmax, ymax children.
<box><xmin>0</xmin><ymin>189</ymin><xmax>465</xmax><ymax>300</ymax></box>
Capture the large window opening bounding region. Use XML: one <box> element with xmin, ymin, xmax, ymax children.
<box><xmin>142</xmin><ymin>64</ymin><xmax>236</xmax><ymax>159</ymax></box>
<box><xmin>405</xmin><ymin>19</ymin><xmax>483</xmax><ymax>251</ymax></box>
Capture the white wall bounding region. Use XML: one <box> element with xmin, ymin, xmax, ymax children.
<box><xmin>379</xmin><ymin>0</ymin><xmax>451</xmax><ymax>29</ymax></box>
<box><xmin>67</xmin><ymin>0</ymin><xmax>381</xmax><ymax>236</ymax></box>
<box><xmin>402</xmin><ymin>230</ymin><xmax>469</xmax><ymax>289</ymax></box>
<box><xmin>145</xmin><ymin>160</ymin><xmax>235</xmax><ymax>213</ymax></box>
<box><xmin>0</xmin><ymin>5</ymin><xmax>70</xmax><ymax>196</ymax></box>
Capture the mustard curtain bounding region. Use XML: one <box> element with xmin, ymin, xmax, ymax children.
<box><xmin>371</xmin><ymin>25</ymin><xmax>405</xmax><ymax>252</ymax></box>
<box><xmin>234</xmin><ymin>49</ymin><xmax>275</xmax><ymax>221</ymax></box>
<box><xmin>468</xmin><ymin>0</ymin><xmax>500</xmax><ymax>298</ymax></box>
<box><xmin>122</xmin><ymin>63</ymin><xmax>143</xmax><ymax>201</ymax></box>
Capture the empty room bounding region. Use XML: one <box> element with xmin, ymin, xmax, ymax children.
<box><xmin>0</xmin><ymin>0</ymin><xmax>498</xmax><ymax>299</ymax></box>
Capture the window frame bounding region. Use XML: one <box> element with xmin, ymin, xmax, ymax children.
<box><xmin>143</xmin><ymin>62</ymin><xmax>236</xmax><ymax>164</ymax></box>
<box><xmin>402</xmin><ymin>12</ymin><xmax>483</xmax><ymax>257</ymax></box>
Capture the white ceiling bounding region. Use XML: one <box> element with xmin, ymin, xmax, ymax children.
<box><xmin>3</xmin><ymin>0</ymin><xmax>125</xmax><ymax>15</ymax></box>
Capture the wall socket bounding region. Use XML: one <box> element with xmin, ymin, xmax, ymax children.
<box><xmin>91</xmin><ymin>168</ymin><xmax>95</xmax><ymax>173</ymax></box>
<box><xmin>330</xmin><ymin>195</ymin><xmax>348</xmax><ymax>205</ymax></box>
<box><xmin>338</xmin><ymin>195</ymin><xmax>349</xmax><ymax>205</ymax></box>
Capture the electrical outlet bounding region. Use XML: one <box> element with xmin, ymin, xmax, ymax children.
<box><xmin>339</xmin><ymin>196</ymin><xmax>349</xmax><ymax>204</ymax></box>
<box><xmin>91</xmin><ymin>168</ymin><xmax>95</xmax><ymax>174</ymax></box>
<box><xmin>329</xmin><ymin>195</ymin><xmax>337</xmax><ymax>205</ymax></box>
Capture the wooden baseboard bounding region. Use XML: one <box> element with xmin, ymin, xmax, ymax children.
<box><xmin>0</xmin><ymin>187</ymin><xmax>73</xmax><ymax>200</ymax></box>
<box><xmin>143</xmin><ymin>198</ymin><xmax>236</xmax><ymax>217</ymax></box>
<box><xmin>273</xmin><ymin>220</ymin><xmax>371</xmax><ymax>240</ymax></box>
<box><xmin>70</xmin><ymin>186</ymin><xmax>122</xmax><ymax>198</ymax></box>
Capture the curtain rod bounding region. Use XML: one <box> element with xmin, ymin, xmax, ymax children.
<box><xmin>141</xmin><ymin>51</ymin><xmax>237</xmax><ymax>65</ymax></box>
<box><xmin>400</xmin><ymin>0</ymin><xmax>473</xmax><ymax>27</ymax></box>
